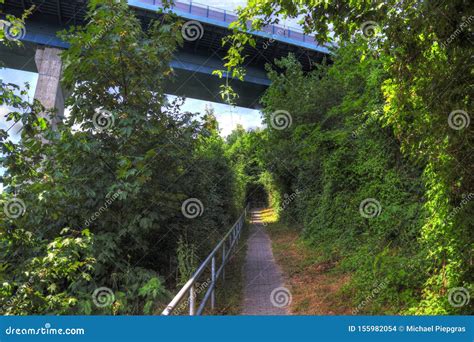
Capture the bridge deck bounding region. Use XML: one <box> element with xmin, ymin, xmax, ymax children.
<box><xmin>1</xmin><ymin>0</ymin><xmax>330</xmax><ymax>107</ymax></box>
<box><xmin>134</xmin><ymin>0</ymin><xmax>328</xmax><ymax>54</ymax></box>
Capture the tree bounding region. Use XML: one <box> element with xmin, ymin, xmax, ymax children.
<box><xmin>1</xmin><ymin>2</ymin><xmax>96</xmax><ymax>315</ymax></box>
<box><xmin>1</xmin><ymin>0</ymin><xmax>241</xmax><ymax>314</ymax></box>
<box><xmin>225</xmin><ymin>0</ymin><xmax>472</xmax><ymax>313</ymax></box>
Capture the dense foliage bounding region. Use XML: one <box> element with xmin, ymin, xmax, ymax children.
<box><xmin>225</xmin><ymin>0</ymin><xmax>473</xmax><ymax>314</ymax></box>
<box><xmin>257</xmin><ymin>43</ymin><xmax>429</xmax><ymax>313</ymax></box>
<box><xmin>1</xmin><ymin>1</ymin><xmax>243</xmax><ymax>314</ymax></box>
<box><xmin>1</xmin><ymin>0</ymin><xmax>471</xmax><ymax>316</ymax></box>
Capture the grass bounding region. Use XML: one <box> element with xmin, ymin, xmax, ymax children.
<box><xmin>261</xmin><ymin>210</ymin><xmax>353</xmax><ymax>315</ymax></box>
<box><xmin>212</xmin><ymin>221</ymin><xmax>250</xmax><ymax>315</ymax></box>
<box><xmin>163</xmin><ymin>221</ymin><xmax>249</xmax><ymax>316</ymax></box>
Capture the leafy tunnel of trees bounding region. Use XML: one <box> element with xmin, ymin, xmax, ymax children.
<box><xmin>0</xmin><ymin>0</ymin><xmax>472</xmax><ymax>315</ymax></box>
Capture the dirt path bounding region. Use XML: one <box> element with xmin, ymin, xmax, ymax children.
<box><xmin>241</xmin><ymin>209</ymin><xmax>289</xmax><ymax>315</ymax></box>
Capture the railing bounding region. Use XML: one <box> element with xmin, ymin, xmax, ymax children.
<box><xmin>140</xmin><ymin>0</ymin><xmax>320</xmax><ymax>46</ymax></box>
<box><xmin>161</xmin><ymin>204</ymin><xmax>249</xmax><ymax>315</ymax></box>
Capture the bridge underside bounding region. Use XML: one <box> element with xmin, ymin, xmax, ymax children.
<box><xmin>0</xmin><ymin>42</ymin><xmax>268</xmax><ymax>109</ymax></box>
<box><xmin>1</xmin><ymin>0</ymin><xmax>329</xmax><ymax>109</ymax></box>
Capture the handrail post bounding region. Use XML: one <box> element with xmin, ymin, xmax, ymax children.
<box><xmin>222</xmin><ymin>242</ymin><xmax>226</xmax><ymax>280</ymax></box>
<box><xmin>162</xmin><ymin>206</ymin><xmax>249</xmax><ymax>316</ymax></box>
<box><xmin>189</xmin><ymin>285</ymin><xmax>196</xmax><ymax>315</ymax></box>
<box><xmin>240</xmin><ymin>217</ymin><xmax>243</xmax><ymax>234</ymax></box>
<box><xmin>211</xmin><ymin>256</ymin><xmax>216</xmax><ymax>310</ymax></box>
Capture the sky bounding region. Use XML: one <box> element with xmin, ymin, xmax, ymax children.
<box><xmin>0</xmin><ymin>0</ymin><xmax>307</xmax><ymax>141</ymax></box>
<box><xmin>0</xmin><ymin>2</ymin><xmax>267</xmax><ymax>139</ymax></box>
<box><xmin>0</xmin><ymin>66</ymin><xmax>262</xmax><ymax>192</ymax></box>
<box><xmin>0</xmin><ymin>68</ymin><xmax>37</xmax><ymax>143</ymax></box>
<box><xmin>0</xmin><ymin>0</ymin><xmax>281</xmax><ymax>187</ymax></box>
<box><xmin>0</xmin><ymin>0</ymin><xmax>283</xmax><ymax>193</ymax></box>
<box><xmin>0</xmin><ymin>69</ymin><xmax>263</xmax><ymax>140</ymax></box>
<box><xmin>186</xmin><ymin>0</ymin><xmax>301</xmax><ymax>28</ymax></box>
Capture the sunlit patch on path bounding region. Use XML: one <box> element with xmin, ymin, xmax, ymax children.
<box><xmin>242</xmin><ymin>209</ymin><xmax>289</xmax><ymax>315</ymax></box>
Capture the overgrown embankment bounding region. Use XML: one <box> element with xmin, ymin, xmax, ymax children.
<box><xmin>260</xmin><ymin>210</ymin><xmax>351</xmax><ymax>315</ymax></box>
<box><xmin>0</xmin><ymin>2</ymin><xmax>247</xmax><ymax>315</ymax></box>
<box><xmin>233</xmin><ymin>39</ymin><xmax>472</xmax><ymax>315</ymax></box>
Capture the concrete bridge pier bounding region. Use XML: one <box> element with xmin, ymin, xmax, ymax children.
<box><xmin>33</xmin><ymin>46</ymin><xmax>64</xmax><ymax>128</ymax></box>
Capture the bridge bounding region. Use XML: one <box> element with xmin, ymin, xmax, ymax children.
<box><xmin>1</xmin><ymin>0</ymin><xmax>329</xmax><ymax>118</ymax></box>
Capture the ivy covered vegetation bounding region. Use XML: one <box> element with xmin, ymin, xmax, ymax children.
<box><xmin>0</xmin><ymin>1</ymin><xmax>246</xmax><ymax>314</ymax></box>
<box><xmin>224</xmin><ymin>0</ymin><xmax>473</xmax><ymax>314</ymax></box>
<box><xmin>0</xmin><ymin>0</ymin><xmax>472</xmax><ymax>315</ymax></box>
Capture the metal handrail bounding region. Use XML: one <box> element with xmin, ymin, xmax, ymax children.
<box><xmin>161</xmin><ymin>204</ymin><xmax>249</xmax><ymax>315</ymax></box>
<box><xmin>147</xmin><ymin>0</ymin><xmax>318</xmax><ymax>45</ymax></box>
<box><xmin>175</xmin><ymin>0</ymin><xmax>303</xmax><ymax>31</ymax></box>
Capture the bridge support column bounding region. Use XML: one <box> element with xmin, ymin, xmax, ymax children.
<box><xmin>34</xmin><ymin>46</ymin><xmax>64</xmax><ymax>128</ymax></box>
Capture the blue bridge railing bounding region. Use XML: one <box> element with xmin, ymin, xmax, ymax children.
<box><xmin>138</xmin><ymin>0</ymin><xmax>323</xmax><ymax>49</ymax></box>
